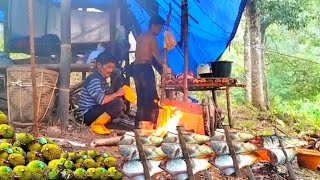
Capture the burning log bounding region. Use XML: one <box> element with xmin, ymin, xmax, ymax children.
<box><xmin>90</xmin><ymin>136</ymin><xmax>122</xmax><ymax>147</ymax></box>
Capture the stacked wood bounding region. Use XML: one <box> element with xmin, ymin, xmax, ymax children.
<box><xmin>300</xmin><ymin>134</ymin><xmax>320</xmax><ymax>151</ymax></box>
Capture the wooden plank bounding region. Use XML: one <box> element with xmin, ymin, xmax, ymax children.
<box><xmin>177</xmin><ymin>126</ymin><xmax>195</xmax><ymax>180</ymax></box>
<box><xmin>226</xmin><ymin>87</ymin><xmax>233</xmax><ymax>128</ymax></box>
<box><xmin>134</xmin><ymin>129</ymin><xmax>151</xmax><ymax>180</ymax></box>
<box><xmin>0</xmin><ymin>64</ymin><xmax>93</xmax><ymax>74</ymax></box>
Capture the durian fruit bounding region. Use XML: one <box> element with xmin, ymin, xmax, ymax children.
<box><xmin>74</xmin><ymin>168</ymin><xmax>87</xmax><ymax>180</ymax></box>
<box><xmin>12</xmin><ymin>165</ymin><xmax>32</xmax><ymax>180</ymax></box>
<box><xmin>74</xmin><ymin>162</ymin><xmax>84</xmax><ymax>169</ymax></box>
<box><xmin>12</xmin><ymin>141</ymin><xmax>22</xmax><ymax>148</ymax></box>
<box><xmin>26</xmin><ymin>160</ymin><xmax>48</xmax><ymax>180</ymax></box>
<box><xmin>64</xmin><ymin>160</ymin><xmax>74</xmax><ymax>170</ymax></box>
<box><xmin>48</xmin><ymin>159</ymin><xmax>63</xmax><ymax>169</ymax></box>
<box><xmin>2</xmin><ymin>139</ymin><xmax>14</xmax><ymax>144</ymax></box>
<box><xmin>40</xmin><ymin>144</ymin><xmax>62</xmax><ymax>161</ymax></box>
<box><xmin>27</xmin><ymin>141</ymin><xmax>42</xmax><ymax>152</ymax></box>
<box><xmin>26</xmin><ymin>151</ymin><xmax>44</xmax><ymax>162</ymax></box>
<box><xmin>96</xmin><ymin>167</ymin><xmax>108</xmax><ymax>180</ymax></box>
<box><xmin>0</xmin><ymin>142</ymin><xmax>13</xmax><ymax>150</ymax></box>
<box><xmin>15</xmin><ymin>133</ymin><xmax>34</xmax><ymax>145</ymax></box>
<box><xmin>0</xmin><ymin>159</ymin><xmax>10</xmax><ymax>166</ymax></box>
<box><xmin>0</xmin><ymin>111</ymin><xmax>8</xmax><ymax>125</ymax></box>
<box><xmin>107</xmin><ymin>167</ymin><xmax>123</xmax><ymax>180</ymax></box>
<box><xmin>8</xmin><ymin>153</ymin><xmax>25</xmax><ymax>166</ymax></box>
<box><xmin>60</xmin><ymin>152</ymin><xmax>68</xmax><ymax>159</ymax></box>
<box><xmin>0</xmin><ymin>150</ymin><xmax>9</xmax><ymax>159</ymax></box>
<box><xmin>103</xmin><ymin>157</ymin><xmax>117</xmax><ymax>168</ymax></box>
<box><xmin>94</xmin><ymin>155</ymin><xmax>105</xmax><ymax>163</ymax></box>
<box><xmin>0</xmin><ymin>166</ymin><xmax>13</xmax><ymax>180</ymax></box>
<box><xmin>44</xmin><ymin>137</ymin><xmax>56</xmax><ymax>145</ymax></box>
<box><xmin>87</xmin><ymin>168</ymin><xmax>101</xmax><ymax>180</ymax></box>
<box><xmin>78</xmin><ymin>150</ymin><xmax>87</xmax><ymax>156</ymax></box>
<box><xmin>88</xmin><ymin>150</ymin><xmax>99</xmax><ymax>159</ymax></box>
<box><xmin>0</xmin><ymin>125</ymin><xmax>14</xmax><ymax>139</ymax></box>
<box><xmin>47</xmin><ymin>168</ymin><xmax>61</xmax><ymax>180</ymax></box>
<box><xmin>12</xmin><ymin>147</ymin><xmax>26</xmax><ymax>156</ymax></box>
<box><xmin>67</xmin><ymin>152</ymin><xmax>79</xmax><ymax>161</ymax></box>
<box><xmin>83</xmin><ymin>158</ymin><xmax>97</xmax><ymax>169</ymax></box>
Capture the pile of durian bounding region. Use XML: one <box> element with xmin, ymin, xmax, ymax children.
<box><xmin>0</xmin><ymin>112</ymin><xmax>123</xmax><ymax>180</ymax></box>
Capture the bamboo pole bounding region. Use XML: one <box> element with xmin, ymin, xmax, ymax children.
<box><xmin>134</xmin><ymin>129</ymin><xmax>151</xmax><ymax>180</ymax></box>
<box><xmin>182</xmin><ymin>0</ymin><xmax>189</xmax><ymax>102</ymax></box>
<box><xmin>177</xmin><ymin>126</ymin><xmax>195</xmax><ymax>180</ymax></box>
<box><xmin>58</xmin><ymin>0</ymin><xmax>72</xmax><ymax>131</ymax></box>
<box><xmin>28</xmin><ymin>0</ymin><xmax>39</xmax><ymax>137</ymax></box>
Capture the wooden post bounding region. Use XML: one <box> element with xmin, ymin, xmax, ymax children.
<box><xmin>177</xmin><ymin>126</ymin><xmax>195</xmax><ymax>180</ymax></box>
<box><xmin>28</xmin><ymin>0</ymin><xmax>39</xmax><ymax>137</ymax></box>
<box><xmin>223</xmin><ymin>125</ymin><xmax>242</xmax><ymax>177</ymax></box>
<box><xmin>226</xmin><ymin>87</ymin><xmax>233</xmax><ymax>127</ymax></box>
<box><xmin>161</xmin><ymin>3</ymin><xmax>172</xmax><ymax>100</ymax></box>
<box><xmin>134</xmin><ymin>129</ymin><xmax>151</xmax><ymax>180</ymax></box>
<box><xmin>182</xmin><ymin>0</ymin><xmax>189</xmax><ymax>102</ymax></box>
<box><xmin>58</xmin><ymin>0</ymin><xmax>72</xmax><ymax>131</ymax></box>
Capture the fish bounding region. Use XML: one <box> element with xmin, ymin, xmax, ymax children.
<box><xmin>118</xmin><ymin>145</ymin><xmax>167</xmax><ymax>160</ymax></box>
<box><xmin>210</xmin><ymin>141</ymin><xmax>258</xmax><ymax>155</ymax></box>
<box><xmin>161</xmin><ymin>143</ymin><xmax>214</xmax><ymax>158</ymax></box>
<box><xmin>159</xmin><ymin>158</ymin><xmax>213</xmax><ymax>180</ymax></box>
<box><xmin>162</xmin><ymin>132</ymin><xmax>210</xmax><ymax>144</ymax></box>
<box><xmin>210</xmin><ymin>129</ymin><xmax>255</xmax><ymax>142</ymax></box>
<box><xmin>117</xmin><ymin>160</ymin><xmax>163</xmax><ymax>179</ymax></box>
<box><xmin>268</xmin><ymin>147</ymin><xmax>297</xmax><ymax>166</ymax></box>
<box><xmin>118</xmin><ymin>132</ymin><xmax>163</xmax><ymax>146</ymax></box>
<box><xmin>209</xmin><ymin>149</ymin><xmax>270</xmax><ymax>176</ymax></box>
<box><xmin>249</xmin><ymin>135</ymin><xmax>307</xmax><ymax>149</ymax></box>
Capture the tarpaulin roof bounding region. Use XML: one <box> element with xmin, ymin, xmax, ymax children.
<box><xmin>0</xmin><ymin>0</ymin><xmax>247</xmax><ymax>74</ymax></box>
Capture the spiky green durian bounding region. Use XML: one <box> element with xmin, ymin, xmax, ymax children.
<box><xmin>83</xmin><ymin>159</ymin><xmax>97</xmax><ymax>169</ymax></box>
<box><xmin>67</xmin><ymin>152</ymin><xmax>78</xmax><ymax>161</ymax></box>
<box><xmin>27</xmin><ymin>141</ymin><xmax>42</xmax><ymax>152</ymax></box>
<box><xmin>0</xmin><ymin>150</ymin><xmax>9</xmax><ymax>159</ymax></box>
<box><xmin>64</xmin><ymin>160</ymin><xmax>74</xmax><ymax>170</ymax></box>
<box><xmin>40</xmin><ymin>144</ymin><xmax>62</xmax><ymax>161</ymax></box>
<box><xmin>47</xmin><ymin>168</ymin><xmax>61</xmax><ymax>180</ymax></box>
<box><xmin>96</xmin><ymin>167</ymin><xmax>108</xmax><ymax>180</ymax></box>
<box><xmin>26</xmin><ymin>160</ymin><xmax>48</xmax><ymax>180</ymax></box>
<box><xmin>94</xmin><ymin>155</ymin><xmax>105</xmax><ymax>163</ymax></box>
<box><xmin>74</xmin><ymin>162</ymin><xmax>84</xmax><ymax>169</ymax></box>
<box><xmin>107</xmin><ymin>167</ymin><xmax>123</xmax><ymax>180</ymax></box>
<box><xmin>0</xmin><ymin>159</ymin><xmax>10</xmax><ymax>166</ymax></box>
<box><xmin>26</xmin><ymin>151</ymin><xmax>44</xmax><ymax>162</ymax></box>
<box><xmin>12</xmin><ymin>141</ymin><xmax>22</xmax><ymax>147</ymax></box>
<box><xmin>78</xmin><ymin>150</ymin><xmax>87</xmax><ymax>156</ymax></box>
<box><xmin>0</xmin><ymin>124</ymin><xmax>14</xmax><ymax>139</ymax></box>
<box><xmin>103</xmin><ymin>157</ymin><xmax>117</xmax><ymax>168</ymax></box>
<box><xmin>87</xmin><ymin>168</ymin><xmax>101</xmax><ymax>180</ymax></box>
<box><xmin>0</xmin><ymin>142</ymin><xmax>12</xmax><ymax>150</ymax></box>
<box><xmin>87</xmin><ymin>150</ymin><xmax>99</xmax><ymax>159</ymax></box>
<box><xmin>2</xmin><ymin>139</ymin><xmax>13</xmax><ymax>144</ymax></box>
<box><xmin>44</xmin><ymin>138</ymin><xmax>56</xmax><ymax>145</ymax></box>
<box><xmin>48</xmin><ymin>159</ymin><xmax>63</xmax><ymax>169</ymax></box>
<box><xmin>0</xmin><ymin>111</ymin><xmax>8</xmax><ymax>125</ymax></box>
<box><xmin>74</xmin><ymin>168</ymin><xmax>87</xmax><ymax>180</ymax></box>
<box><xmin>8</xmin><ymin>153</ymin><xmax>25</xmax><ymax>166</ymax></box>
<box><xmin>13</xmin><ymin>165</ymin><xmax>32</xmax><ymax>180</ymax></box>
<box><xmin>0</xmin><ymin>166</ymin><xmax>13</xmax><ymax>180</ymax></box>
<box><xmin>60</xmin><ymin>152</ymin><xmax>68</xmax><ymax>159</ymax></box>
<box><xmin>15</xmin><ymin>133</ymin><xmax>34</xmax><ymax>145</ymax></box>
<box><xmin>12</xmin><ymin>147</ymin><xmax>26</xmax><ymax>156</ymax></box>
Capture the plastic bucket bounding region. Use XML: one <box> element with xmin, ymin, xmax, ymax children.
<box><xmin>210</xmin><ymin>61</ymin><xmax>233</xmax><ymax>77</ymax></box>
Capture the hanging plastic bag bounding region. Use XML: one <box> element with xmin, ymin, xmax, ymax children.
<box><xmin>164</xmin><ymin>30</ymin><xmax>177</xmax><ymax>50</ymax></box>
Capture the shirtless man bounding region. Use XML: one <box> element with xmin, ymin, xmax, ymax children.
<box><xmin>130</xmin><ymin>15</ymin><xmax>166</xmax><ymax>129</ymax></box>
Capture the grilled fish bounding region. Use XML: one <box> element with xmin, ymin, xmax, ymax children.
<box><xmin>210</xmin><ymin>141</ymin><xmax>258</xmax><ymax>155</ymax></box>
<box><xmin>162</xmin><ymin>132</ymin><xmax>210</xmax><ymax>144</ymax></box>
<box><xmin>210</xmin><ymin>129</ymin><xmax>255</xmax><ymax>142</ymax></box>
<box><xmin>161</xmin><ymin>143</ymin><xmax>214</xmax><ymax>158</ymax></box>
<box><xmin>159</xmin><ymin>158</ymin><xmax>212</xmax><ymax>180</ymax></box>
<box><xmin>268</xmin><ymin>147</ymin><xmax>297</xmax><ymax>166</ymax></box>
<box><xmin>117</xmin><ymin>160</ymin><xmax>163</xmax><ymax>179</ymax></box>
<box><xmin>249</xmin><ymin>135</ymin><xmax>307</xmax><ymax>149</ymax></box>
<box><xmin>118</xmin><ymin>145</ymin><xmax>167</xmax><ymax>160</ymax></box>
<box><xmin>118</xmin><ymin>132</ymin><xmax>163</xmax><ymax>146</ymax></box>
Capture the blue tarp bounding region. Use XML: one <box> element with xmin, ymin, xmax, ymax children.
<box><xmin>0</xmin><ymin>0</ymin><xmax>246</xmax><ymax>74</ymax></box>
<box><xmin>0</xmin><ymin>11</ymin><xmax>3</xmax><ymax>22</ymax></box>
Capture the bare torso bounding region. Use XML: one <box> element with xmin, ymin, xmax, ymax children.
<box><xmin>134</xmin><ymin>32</ymin><xmax>158</xmax><ymax>64</ymax></box>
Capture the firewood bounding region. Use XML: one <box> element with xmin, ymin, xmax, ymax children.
<box><xmin>90</xmin><ymin>136</ymin><xmax>122</xmax><ymax>147</ymax></box>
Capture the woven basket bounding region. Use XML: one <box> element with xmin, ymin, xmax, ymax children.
<box><xmin>6</xmin><ymin>66</ymin><xmax>59</xmax><ymax>127</ymax></box>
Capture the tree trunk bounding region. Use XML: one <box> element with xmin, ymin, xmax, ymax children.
<box><xmin>260</xmin><ymin>25</ymin><xmax>271</xmax><ymax>110</ymax></box>
<box><xmin>248</xmin><ymin>0</ymin><xmax>266</xmax><ymax>111</ymax></box>
<box><xmin>244</xmin><ymin>7</ymin><xmax>252</xmax><ymax>103</ymax></box>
